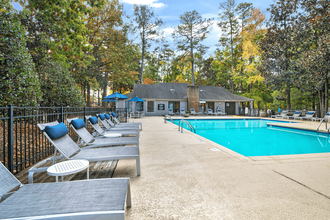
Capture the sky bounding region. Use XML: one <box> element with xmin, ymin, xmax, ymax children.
<box><xmin>119</xmin><ymin>0</ymin><xmax>277</xmax><ymax>56</ymax></box>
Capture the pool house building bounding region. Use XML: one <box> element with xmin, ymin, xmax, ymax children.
<box><xmin>117</xmin><ymin>83</ymin><xmax>254</xmax><ymax>116</ymax></box>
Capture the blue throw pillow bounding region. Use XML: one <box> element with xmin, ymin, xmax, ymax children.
<box><xmin>307</xmin><ymin>112</ymin><xmax>314</xmax><ymax>115</ymax></box>
<box><xmin>89</xmin><ymin>116</ymin><xmax>98</xmax><ymax>124</ymax></box>
<box><xmin>99</xmin><ymin>114</ymin><xmax>106</xmax><ymax>120</ymax></box>
<box><xmin>111</xmin><ymin>112</ymin><xmax>116</xmax><ymax>117</ymax></box>
<box><xmin>294</xmin><ymin>111</ymin><xmax>300</xmax><ymax>114</ymax></box>
<box><xmin>105</xmin><ymin>114</ymin><xmax>110</xmax><ymax>119</ymax></box>
<box><xmin>71</xmin><ymin>118</ymin><xmax>86</xmax><ymax>129</ymax></box>
<box><xmin>44</xmin><ymin>122</ymin><xmax>69</xmax><ymax>139</ymax></box>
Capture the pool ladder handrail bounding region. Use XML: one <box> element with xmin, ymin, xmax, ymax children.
<box><xmin>178</xmin><ymin>119</ymin><xmax>196</xmax><ymax>133</ymax></box>
<box><xmin>164</xmin><ymin>115</ymin><xmax>174</xmax><ymax>124</ymax></box>
<box><xmin>316</xmin><ymin>118</ymin><xmax>329</xmax><ymax>134</ymax></box>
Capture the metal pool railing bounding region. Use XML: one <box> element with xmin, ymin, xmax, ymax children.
<box><xmin>164</xmin><ymin>115</ymin><xmax>174</xmax><ymax>123</ymax></box>
<box><xmin>178</xmin><ymin>119</ymin><xmax>196</xmax><ymax>133</ymax></box>
<box><xmin>316</xmin><ymin>118</ymin><xmax>328</xmax><ymax>134</ymax></box>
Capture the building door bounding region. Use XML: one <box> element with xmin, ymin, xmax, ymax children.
<box><xmin>169</xmin><ymin>101</ymin><xmax>180</xmax><ymax>114</ymax></box>
<box><xmin>225</xmin><ymin>102</ymin><xmax>235</xmax><ymax>115</ymax></box>
<box><xmin>199</xmin><ymin>103</ymin><xmax>206</xmax><ymax>114</ymax></box>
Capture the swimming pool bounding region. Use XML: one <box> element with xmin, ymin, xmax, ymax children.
<box><xmin>171</xmin><ymin>119</ymin><xmax>330</xmax><ymax>156</ymax></box>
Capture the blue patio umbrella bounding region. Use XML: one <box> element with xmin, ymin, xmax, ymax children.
<box><xmin>129</xmin><ymin>96</ymin><xmax>145</xmax><ymax>102</ymax></box>
<box><xmin>102</xmin><ymin>92</ymin><xmax>128</xmax><ymax>102</ymax></box>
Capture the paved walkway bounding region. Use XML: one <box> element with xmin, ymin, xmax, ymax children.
<box><xmin>114</xmin><ymin>116</ymin><xmax>330</xmax><ymax>219</ymax></box>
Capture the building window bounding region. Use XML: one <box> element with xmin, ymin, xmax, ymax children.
<box><xmin>207</xmin><ymin>102</ymin><xmax>214</xmax><ymax>111</ymax></box>
<box><xmin>147</xmin><ymin>101</ymin><xmax>154</xmax><ymax>112</ymax></box>
<box><xmin>136</xmin><ymin>102</ymin><xmax>144</xmax><ymax>112</ymax></box>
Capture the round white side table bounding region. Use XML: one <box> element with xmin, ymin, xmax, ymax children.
<box><xmin>47</xmin><ymin>159</ymin><xmax>89</xmax><ymax>182</ymax></box>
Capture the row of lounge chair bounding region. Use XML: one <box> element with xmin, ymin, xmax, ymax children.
<box><xmin>168</xmin><ymin>108</ymin><xmax>227</xmax><ymax>116</ymax></box>
<box><xmin>0</xmin><ymin>113</ymin><xmax>142</xmax><ymax>219</ymax></box>
<box><xmin>271</xmin><ymin>110</ymin><xmax>329</xmax><ymax>121</ymax></box>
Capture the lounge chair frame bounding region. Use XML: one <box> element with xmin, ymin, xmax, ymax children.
<box><xmin>86</xmin><ymin>115</ymin><xmax>139</xmax><ymax>138</ymax></box>
<box><xmin>37</xmin><ymin>121</ymin><xmax>141</xmax><ymax>176</ymax></box>
<box><xmin>190</xmin><ymin>108</ymin><xmax>199</xmax><ymax>115</ymax></box>
<box><xmin>111</xmin><ymin>115</ymin><xmax>142</xmax><ymax>130</ymax></box>
<box><xmin>67</xmin><ymin>118</ymin><xmax>139</xmax><ymax>148</ymax></box>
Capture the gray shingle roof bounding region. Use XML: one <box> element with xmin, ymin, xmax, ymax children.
<box><xmin>199</xmin><ymin>85</ymin><xmax>253</xmax><ymax>101</ymax></box>
<box><xmin>126</xmin><ymin>83</ymin><xmax>253</xmax><ymax>102</ymax></box>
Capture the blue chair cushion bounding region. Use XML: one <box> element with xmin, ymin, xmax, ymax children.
<box><xmin>306</xmin><ymin>112</ymin><xmax>314</xmax><ymax>115</ymax></box>
<box><xmin>70</xmin><ymin>118</ymin><xmax>86</xmax><ymax>129</ymax></box>
<box><xmin>326</xmin><ymin>112</ymin><xmax>329</xmax><ymax>115</ymax></box>
<box><xmin>111</xmin><ymin>112</ymin><xmax>116</xmax><ymax>117</ymax></box>
<box><xmin>89</xmin><ymin>116</ymin><xmax>98</xmax><ymax>124</ymax></box>
<box><xmin>294</xmin><ymin>111</ymin><xmax>301</xmax><ymax>114</ymax></box>
<box><xmin>99</xmin><ymin>114</ymin><xmax>106</xmax><ymax>120</ymax></box>
<box><xmin>44</xmin><ymin>122</ymin><xmax>69</xmax><ymax>139</ymax></box>
<box><xmin>105</xmin><ymin>114</ymin><xmax>110</xmax><ymax>119</ymax></box>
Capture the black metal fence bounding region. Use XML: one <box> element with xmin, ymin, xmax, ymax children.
<box><xmin>0</xmin><ymin>106</ymin><xmax>128</xmax><ymax>173</ymax></box>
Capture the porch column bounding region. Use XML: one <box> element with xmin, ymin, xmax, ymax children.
<box><xmin>251</xmin><ymin>101</ymin><xmax>254</xmax><ymax>117</ymax></box>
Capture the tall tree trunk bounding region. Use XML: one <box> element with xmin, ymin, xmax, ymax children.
<box><xmin>286</xmin><ymin>87</ymin><xmax>291</xmax><ymax>110</ymax></box>
<box><xmin>87</xmin><ymin>83</ymin><xmax>91</xmax><ymax>107</ymax></box>
<box><xmin>141</xmin><ymin>44</ymin><xmax>144</xmax><ymax>84</ymax></box>
<box><xmin>191</xmin><ymin>38</ymin><xmax>195</xmax><ymax>86</ymax></box>
<box><xmin>102</xmin><ymin>72</ymin><xmax>108</xmax><ymax>107</ymax></box>
<box><xmin>98</xmin><ymin>90</ymin><xmax>100</xmax><ymax>106</ymax></box>
<box><xmin>319</xmin><ymin>89</ymin><xmax>324</xmax><ymax>117</ymax></box>
<box><xmin>83</xmin><ymin>84</ymin><xmax>86</xmax><ymax>101</ymax></box>
<box><xmin>325</xmin><ymin>76</ymin><xmax>328</xmax><ymax>116</ymax></box>
<box><xmin>81</xmin><ymin>85</ymin><xmax>84</xmax><ymax>96</ymax></box>
<box><xmin>312</xmin><ymin>92</ymin><xmax>315</xmax><ymax>111</ymax></box>
<box><xmin>230</xmin><ymin>21</ymin><xmax>234</xmax><ymax>93</ymax></box>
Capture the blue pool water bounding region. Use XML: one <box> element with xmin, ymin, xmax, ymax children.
<box><xmin>171</xmin><ymin>119</ymin><xmax>330</xmax><ymax>156</ymax></box>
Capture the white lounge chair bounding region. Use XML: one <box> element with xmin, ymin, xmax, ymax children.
<box><xmin>216</xmin><ymin>108</ymin><xmax>227</xmax><ymax>116</ymax></box>
<box><xmin>111</xmin><ymin>114</ymin><xmax>143</xmax><ymax>130</ymax></box>
<box><xmin>180</xmin><ymin>108</ymin><xmax>185</xmax><ymax>115</ymax></box>
<box><xmin>86</xmin><ymin>115</ymin><xmax>139</xmax><ymax>138</ymax></box>
<box><xmin>105</xmin><ymin>114</ymin><xmax>140</xmax><ymax>130</ymax></box>
<box><xmin>291</xmin><ymin>111</ymin><xmax>302</xmax><ymax>120</ymax></box>
<box><xmin>312</xmin><ymin>112</ymin><xmax>330</xmax><ymax>122</ymax></box>
<box><xmin>295</xmin><ymin>111</ymin><xmax>315</xmax><ymax>120</ymax></box>
<box><xmin>271</xmin><ymin>110</ymin><xmax>288</xmax><ymax>118</ymax></box>
<box><xmin>190</xmin><ymin>108</ymin><xmax>198</xmax><ymax>115</ymax></box>
<box><xmin>38</xmin><ymin>121</ymin><xmax>141</xmax><ymax>176</ymax></box>
<box><xmin>67</xmin><ymin>118</ymin><xmax>139</xmax><ymax>148</ymax></box>
<box><xmin>0</xmin><ymin>162</ymin><xmax>131</xmax><ymax>219</ymax></box>
<box><xmin>168</xmin><ymin>109</ymin><xmax>175</xmax><ymax>115</ymax></box>
<box><xmin>207</xmin><ymin>109</ymin><xmax>215</xmax><ymax>115</ymax></box>
<box><xmin>97</xmin><ymin>114</ymin><xmax>139</xmax><ymax>132</ymax></box>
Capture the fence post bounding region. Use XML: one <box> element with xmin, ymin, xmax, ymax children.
<box><xmin>60</xmin><ymin>106</ymin><xmax>64</xmax><ymax>122</ymax></box>
<box><xmin>8</xmin><ymin>105</ymin><xmax>14</xmax><ymax>173</ymax></box>
<box><xmin>126</xmin><ymin>108</ymin><xmax>128</xmax><ymax>123</ymax></box>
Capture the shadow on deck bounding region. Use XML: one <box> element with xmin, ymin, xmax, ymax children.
<box><xmin>14</xmin><ymin>159</ymin><xmax>118</xmax><ymax>184</ymax></box>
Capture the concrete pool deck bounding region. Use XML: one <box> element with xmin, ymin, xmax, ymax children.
<box><xmin>114</xmin><ymin>116</ymin><xmax>330</xmax><ymax>219</ymax></box>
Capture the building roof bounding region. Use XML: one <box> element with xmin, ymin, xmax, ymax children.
<box><xmin>126</xmin><ymin>83</ymin><xmax>253</xmax><ymax>102</ymax></box>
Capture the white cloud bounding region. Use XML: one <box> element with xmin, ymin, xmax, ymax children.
<box><xmin>120</xmin><ymin>0</ymin><xmax>166</xmax><ymax>8</ymax></box>
<box><xmin>163</xmin><ymin>27</ymin><xmax>175</xmax><ymax>36</ymax></box>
